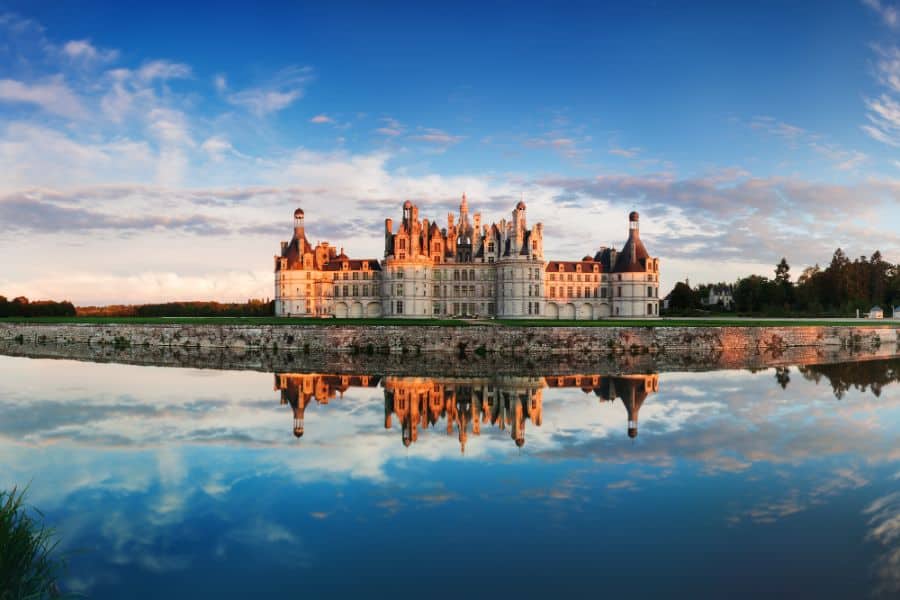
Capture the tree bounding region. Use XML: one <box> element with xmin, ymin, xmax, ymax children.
<box><xmin>667</xmin><ymin>281</ymin><xmax>697</xmax><ymax>311</ymax></box>
<box><xmin>774</xmin><ymin>257</ymin><xmax>791</xmax><ymax>284</ymax></box>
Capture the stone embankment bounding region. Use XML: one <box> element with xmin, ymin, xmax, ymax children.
<box><xmin>1</xmin><ymin>337</ymin><xmax>897</xmax><ymax>377</ymax></box>
<box><xmin>0</xmin><ymin>322</ymin><xmax>896</xmax><ymax>359</ymax></box>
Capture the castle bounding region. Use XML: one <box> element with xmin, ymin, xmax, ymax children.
<box><xmin>274</xmin><ymin>195</ymin><xmax>660</xmax><ymax>319</ymax></box>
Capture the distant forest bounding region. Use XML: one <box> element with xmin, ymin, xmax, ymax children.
<box><xmin>0</xmin><ymin>297</ymin><xmax>274</xmax><ymax>318</ymax></box>
<box><xmin>0</xmin><ymin>296</ymin><xmax>76</xmax><ymax>317</ymax></box>
<box><xmin>666</xmin><ymin>249</ymin><xmax>900</xmax><ymax>316</ymax></box>
<box><xmin>77</xmin><ymin>299</ymin><xmax>274</xmax><ymax>317</ymax></box>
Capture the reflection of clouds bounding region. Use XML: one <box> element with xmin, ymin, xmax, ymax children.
<box><xmin>864</xmin><ymin>492</ymin><xmax>900</xmax><ymax>598</ymax></box>
<box><xmin>728</xmin><ymin>467</ymin><xmax>871</xmax><ymax>527</ymax></box>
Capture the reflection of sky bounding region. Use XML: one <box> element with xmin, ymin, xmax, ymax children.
<box><xmin>1</xmin><ymin>356</ymin><xmax>898</xmax><ymax>598</ymax></box>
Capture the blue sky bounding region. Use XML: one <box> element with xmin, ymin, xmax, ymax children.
<box><xmin>1</xmin><ymin>0</ymin><xmax>900</xmax><ymax>303</ymax></box>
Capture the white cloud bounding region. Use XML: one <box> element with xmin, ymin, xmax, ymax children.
<box><xmin>201</xmin><ymin>136</ymin><xmax>234</xmax><ymax>161</ymax></box>
<box><xmin>137</xmin><ymin>60</ymin><xmax>192</xmax><ymax>82</ymax></box>
<box><xmin>228</xmin><ymin>89</ymin><xmax>300</xmax><ymax>116</ymax></box>
<box><xmin>61</xmin><ymin>39</ymin><xmax>118</xmax><ymax>63</ymax></box>
<box><xmin>309</xmin><ymin>114</ymin><xmax>332</xmax><ymax>124</ymax></box>
<box><xmin>0</xmin><ymin>76</ymin><xmax>87</xmax><ymax>119</ymax></box>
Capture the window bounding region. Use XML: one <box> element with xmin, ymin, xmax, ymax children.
<box><xmin>363</xmin><ymin>285</ymin><xmax>369</xmax><ymax>296</ymax></box>
<box><xmin>399</xmin><ymin>238</ymin><xmax>406</xmax><ymax>250</ymax></box>
<box><xmin>342</xmin><ymin>285</ymin><xmax>349</xmax><ymax>297</ymax></box>
<box><xmin>550</xmin><ymin>286</ymin><xmax>556</xmax><ymax>297</ymax></box>
<box><xmin>534</xmin><ymin>303</ymin><xmax>539</xmax><ymax>315</ymax></box>
<box><xmin>396</xmin><ymin>301</ymin><xmax>404</xmax><ymax>314</ymax></box>
<box><xmin>433</xmin><ymin>303</ymin><xmax>441</xmax><ymax>315</ymax></box>
<box><xmin>648</xmin><ymin>303</ymin><xmax>653</xmax><ymax>315</ymax></box>
<box><xmin>395</xmin><ymin>284</ymin><xmax>404</xmax><ymax>295</ymax></box>
<box><xmin>648</xmin><ymin>286</ymin><xmax>653</xmax><ymax>298</ymax></box>
<box><xmin>396</xmin><ymin>270</ymin><xmax>404</xmax><ymax>279</ymax></box>
<box><xmin>567</xmin><ymin>286</ymin><xmax>573</xmax><ymax>297</ymax></box>
<box><xmin>352</xmin><ymin>285</ymin><xmax>359</xmax><ymax>296</ymax></box>
<box><xmin>617</xmin><ymin>286</ymin><xmax>622</xmax><ymax>297</ymax></box>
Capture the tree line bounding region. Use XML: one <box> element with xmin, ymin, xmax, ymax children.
<box><xmin>0</xmin><ymin>296</ymin><xmax>76</xmax><ymax>317</ymax></box>
<box><xmin>77</xmin><ymin>299</ymin><xmax>274</xmax><ymax>317</ymax></box>
<box><xmin>666</xmin><ymin>249</ymin><xmax>900</xmax><ymax>316</ymax></box>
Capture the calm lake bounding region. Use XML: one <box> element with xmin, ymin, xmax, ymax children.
<box><xmin>1</xmin><ymin>353</ymin><xmax>899</xmax><ymax>598</ymax></box>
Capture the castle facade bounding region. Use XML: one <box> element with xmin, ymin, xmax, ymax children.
<box><xmin>274</xmin><ymin>196</ymin><xmax>660</xmax><ymax>319</ymax></box>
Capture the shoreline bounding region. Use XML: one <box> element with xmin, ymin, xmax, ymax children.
<box><xmin>1</xmin><ymin>321</ymin><xmax>897</xmax><ymax>357</ymax></box>
<box><xmin>2</xmin><ymin>337</ymin><xmax>897</xmax><ymax>376</ymax></box>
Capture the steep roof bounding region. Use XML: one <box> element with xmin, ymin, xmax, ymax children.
<box><xmin>323</xmin><ymin>258</ymin><xmax>382</xmax><ymax>271</ymax></box>
<box><xmin>612</xmin><ymin>231</ymin><xmax>651</xmax><ymax>273</ymax></box>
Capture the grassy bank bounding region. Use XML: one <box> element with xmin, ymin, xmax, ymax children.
<box><xmin>0</xmin><ymin>487</ymin><xmax>65</xmax><ymax>599</ymax></box>
<box><xmin>2</xmin><ymin>316</ymin><xmax>899</xmax><ymax>327</ymax></box>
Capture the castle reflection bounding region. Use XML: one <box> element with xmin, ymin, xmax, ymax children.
<box><xmin>275</xmin><ymin>372</ymin><xmax>659</xmax><ymax>451</ymax></box>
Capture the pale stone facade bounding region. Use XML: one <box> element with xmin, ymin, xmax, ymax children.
<box><xmin>274</xmin><ymin>197</ymin><xmax>660</xmax><ymax>318</ymax></box>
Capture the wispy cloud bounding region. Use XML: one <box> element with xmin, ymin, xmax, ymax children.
<box><xmin>0</xmin><ymin>76</ymin><xmax>87</xmax><ymax>119</ymax></box>
<box><xmin>309</xmin><ymin>114</ymin><xmax>332</xmax><ymax>124</ymax></box>
<box><xmin>748</xmin><ymin>115</ymin><xmax>806</xmax><ymax>143</ymax></box>
<box><xmin>609</xmin><ymin>146</ymin><xmax>641</xmax><ymax>158</ymax></box>
<box><xmin>224</xmin><ymin>66</ymin><xmax>312</xmax><ymax>117</ymax></box>
<box><xmin>524</xmin><ymin>134</ymin><xmax>590</xmax><ymax>159</ymax></box>
<box><xmin>409</xmin><ymin>127</ymin><xmax>464</xmax><ymax>147</ymax></box>
<box><xmin>863</xmin><ymin>94</ymin><xmax>900</xmax><ymax>146</ymax></box>
<box><xmin>136</xmin><ymin>60</ymin><xmax>192</xmax><ymax>82</ymax></box>
<box><xmin>863</xmin><ymin>0</ymin><xmax>900</xmax><ymax>29</ymax></box>
<box><xmin>375</xmin><ymin>117</ymin><xmax>403</xmax><ymax>136</ymax></box>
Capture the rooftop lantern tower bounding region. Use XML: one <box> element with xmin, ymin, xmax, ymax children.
<box><xmin>293</xmin><ymin>208</ymin><xmax>305</xmax><ymax>240</ymax></box>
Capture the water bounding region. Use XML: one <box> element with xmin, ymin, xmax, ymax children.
<box><xmin>1</xmin><ymin>353</ymin><xmax>898</xmax><ymax>598</ymax></box>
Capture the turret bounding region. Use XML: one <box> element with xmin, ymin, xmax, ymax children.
<box><xmin>293</xmin><ymin>208</ymin><xmax>305</xmax><ymax>241</ymax></box>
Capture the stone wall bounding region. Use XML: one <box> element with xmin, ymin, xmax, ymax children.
<box><xmin>2</xmin><ymin>337</ymin><xmax>897</xmax><ymax>377</ymax></box>
<box><xmin>0</xmin><ymin>322</ymin><xmax>896</xmax><ymax>358</ymax></box>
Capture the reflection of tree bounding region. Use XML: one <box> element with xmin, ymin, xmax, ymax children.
<box><xmin>797</xmin><ymin>358</ymin><xmax>900</xmax><ymax>400</ymax></box>
<box><xmin>774</xmin><ymin>367</ymin><xmax>790</xmax><ymax>390</ymax></box>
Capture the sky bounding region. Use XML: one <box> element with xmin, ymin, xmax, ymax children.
<box><xmin>2</xmin><ymin>0</ymin><xmax>900</xmax><ymax>304</ymax></box>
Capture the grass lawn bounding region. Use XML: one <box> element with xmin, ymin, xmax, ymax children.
<box><xmin>2</xmin><ymin>316</ymin><xmax>898</xmax><ymax>327</ymax></box>
<box><xmin>0</xmin><ymin>316</ymin><xmax>472</xmax><ymax>326</ymax></box>
<box><xmin>498</xmin><ymin>318</ymin><xmax>900</xmax><ymax>327</ymax></box>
